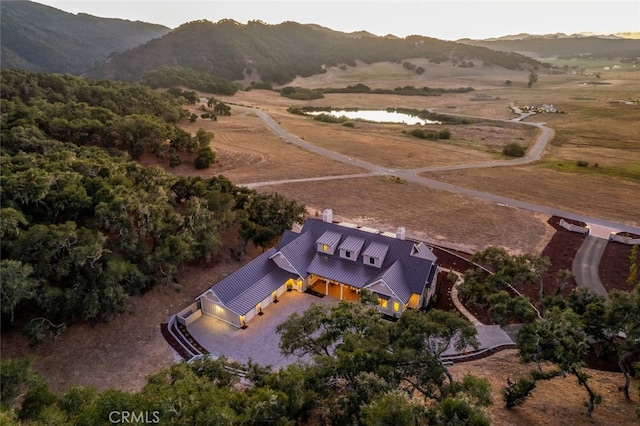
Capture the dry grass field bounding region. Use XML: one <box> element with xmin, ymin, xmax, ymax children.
<box><xmin>268</xmin><ymin>109</ymin><xmax>538</xmax><ymax>168</ymax></box>
<box><xmin>256</xmin><ymin>175</ymin><xmax>555</xmax><ymax>254</ymax></box>
<box><xmin>212</xmin><ymin>60</ymin><xmax>639</xmax><ymax>234</ymax></box>
<box><xmin>170</xmin><ymin>108</ymin><xmax>366</xmax><ymax>183</ymax></box>
<box><xmin>450</xmin><ymin>349</ymin><xmax>639</xmax><ymax>426</ymax></box>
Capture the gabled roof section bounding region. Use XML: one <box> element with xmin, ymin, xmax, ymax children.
<box><xmin>278</xmin><ymin>229</ymin><xmax>300</xmax><ymax>247</ymax></box>
<box><xmin>275</xmin><ymin>230</ymin><xmax>316</xmax><ymax>277</ymax></box>
<box><xmin>411</xmin><ymin>242</ymin><xmax>438</xmax><ymax>262</ymax></box>
<box><xmin>316</xmin><ymin>230</ymin><xmax>342</xmax><ymax>246</ymax></box>
<box><xmin>339</xmin><ymin>236</ymin><xmax>365</xmax><ymax>256</ymax></box>
<box><xmin>308</xmin><ymin>254</ymin><xmax>381</xmax><ymax>288</ymax></box>
<box><xmin>207</xmin><ymin>248</ymin><xmax>296</xmax><ymax>315</ymax></box>
<box><xmin>375</xmin><ymin>260</ymin><xmax>412</xmax><ymax>303</ymax></box>
<box><xmin>363</xmin><ymin>241</ymin><xmax>389</xmax><ymax>261</ymax></box>
<box><xmin>299</xmin><ymin>219</ymin><xmax>438</xmax><ymax>298</ymax></box>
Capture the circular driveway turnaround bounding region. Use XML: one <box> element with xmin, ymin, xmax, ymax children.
<box><xmin>247</xmin><ymin>107</ymin><xmax>640</xmax><ymax>235</ymax></box>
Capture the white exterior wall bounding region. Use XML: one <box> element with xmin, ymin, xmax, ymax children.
<box><xmin>200</xmin><ymin>297</ymin><xmax>241</xmax><ymax>328</ymax></box>
<box><xmin>276</xmin><ymin>282</ymin><xmax>288</xmax><ymax>297</ymax></box>
<box><xmin>366</xmin><ymin>281</ymin><xmax>405</xmax><ymax>316</ymax></box>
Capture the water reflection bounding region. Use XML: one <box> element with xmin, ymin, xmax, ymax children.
<box><xmin>308</xmin><ymin>109</ymin><xmax>441</xmax><ymax>125</ymax></box>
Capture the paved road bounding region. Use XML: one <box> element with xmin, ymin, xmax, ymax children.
<box><xmin>572</xmin><ymin>236</ymin><xmax>609</xmax><ymax>299</ymax></box>
<box><xmin>247</xmin><ymin>108</ymin><xmax>640</xmax><ymax>234</ymax></box>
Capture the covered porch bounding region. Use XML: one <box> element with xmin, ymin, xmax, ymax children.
<box><xmin>308</xmin><ymin>274</ymin><xmax>360</xmax><ymax>302</ymax></box>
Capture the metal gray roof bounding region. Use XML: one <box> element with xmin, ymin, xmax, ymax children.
<box><xmin>362</xmin><ymin>241</ymin><xmax>389</xmax><ymax>261</ymax></box>
<box><xmin>316</xmin><ymin>230</ymin><xmax>342</xmax><ymax>246</ymax></box>
<box><xmin>293</xmin><ymin>219</ymin><xmax>438</xmax><ymax>302</ymax></box>
<box><xmin>278</xmin><ymin>230</ymin><xmax>300</xmax><ymax>247</ymax></box>
<box><xmin>377</xmin><ymin>261</ymin><xmax>412</xmax><ymax>303</ymax></box>
<box><xmin>412</xmin><ymin>242</ymin><xmax>438</xmax><ymax>262</ymax></box>
<box><xmin>276</xmin><ymin>230</ymin><xmax>316</xmax><ymax>277</ymax></box>
<box><xmin>226</xmin><ymin>269</ymin><xmax>293</xmax><ymax>315</ymax></box>
<box><xmin>208</xmin><ymin>248</ymin><xmax>297</xmax><ymax>315</ymax></box>
<box><xmin>308</xmin><ymin>254</ymin><xmax>381</xmax><ymax>288</ymax></box>
<box><xmin>339</xmin><ymin>236</ymin><xmax>365</xmax><ymax>255</ymax></box>
<box><xmin>205</xmin><ymin>218</ymin><xmax>439</xmax><ymax>314</ymax></box>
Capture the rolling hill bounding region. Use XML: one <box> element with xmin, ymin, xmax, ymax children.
<box><xmin>86</xmin><ymin>19</ymin><xmax>541</xmax><ymax>86</ymax></box>
<box><xmin>457</xmin><ymin>33</ymin><xmax>640</xmax><ymax>60</ymax></box>
<box><xmin>0</xmin><ymin>0</ymin><xmax>170</xmax><ymax>74</ymax></box>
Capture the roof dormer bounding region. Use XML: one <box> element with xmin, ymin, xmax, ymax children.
<box><xmin>316</xmin><ymin>230</ymin><xmax>341</xmax><ymax>255</ymax></box>
<box><xmin>338</xmin><ymin>236</ymin><xmax>365</xmax><ymax>261</ymax></box>
<box><xmin>362</xmin><ymin>241</ymin><xmax>389</xmax><ymax>268</ymax></box>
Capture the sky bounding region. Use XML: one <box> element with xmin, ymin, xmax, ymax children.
<box><xmin>34</xmin><ymin>0</ymin><xmax>639</xmax><ymax>41</ymax></box>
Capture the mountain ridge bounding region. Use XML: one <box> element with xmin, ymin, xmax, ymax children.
<box><xmin>462</xmin><ymin>32</ymin><xmax>640</xmax><ymax>42</ymax></box>
<box><xmin>0</xmin><ymin>0</ymin><xmax>171</xmax><ymax>74</ymax></box>
<box><xmin>86</xmin><ymin>19</ymin><xmax>541</xmax><ymax>86</ymax></box>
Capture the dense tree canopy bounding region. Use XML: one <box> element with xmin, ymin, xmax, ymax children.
<box><xmin>2</xmin><ymin>303</ymin><xmax>491</xmax><ymax>425</ymax></box>
<box><xmin>0</xmin><ymin>70</ymin><xmax>306</xmax><ymax>339</ymax></box>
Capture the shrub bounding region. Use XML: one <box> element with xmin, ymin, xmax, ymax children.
<box><xmin>437</xmin><ymin>129</ymin><xmax>451</xmax><ymax>139</ymax></box>
<box><xmin>313</xmin><ymin>113</ymin><xmax>343</xmax><ymax>124</ymax></box>
<box><xmin>286</xmin><ymin>106</ymin><xmax>306</xmax><ymax>115</ymax></box>
<box><xmin>18</xmin><ymin>381</ymin><xmax>56</xmax><ymax>420</ymax></box>
<box><xmin>503</xmin><ymin>376</ymin><xmax>536</xmax><ymax>408</ymax></box>
<box><xmin>342</xmin><ymin>121</ymin><xmax>355</xmax><ymax>128</ymax></box>
<box><xmin>280</xmin><ymin>87</ymin><xmax>324</xmax><ymax>100</ymax></box>
<box><xmin>194</xmin><ymin>147</ymin><xmax>216</xmax><ymax>169</ymax></box>
<box><xmin>169</xmin><ymin>153</ymin><xmax>182</xmax><ymax>168</ymax></box>
<box><xmin>249</xmin><ymin>82</ymin><xmax>273</xmax><ymax>90</ymax></box>
<box><xmin>503</xmin><ymin>143</ymin><xmax>525</xmax><ymax>157</ymax></box>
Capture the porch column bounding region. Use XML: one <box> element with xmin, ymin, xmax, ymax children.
<box><xmin>340</xmin><ymin>284</ymin><xmax>344</xmax><ymax>300</ymax></box>
<box><xmin>325</xmin><ymin>279</ymin><xmax>329</xmax><ymax>295</ymax></box>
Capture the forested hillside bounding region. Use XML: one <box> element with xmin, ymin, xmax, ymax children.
<box><xmin>87</xmin><ymin>19</ymin><xmax>541</xmax><ymax>85</ymax></box>
<box><xmin>0</xmin><ymin>0</ymin><xmax>170</xmax><ymax>73</ymax></box>
<box><xmin>0</xmin><ymin>70</ymin><xmax>305</xmax><ymax>339</ymax></box>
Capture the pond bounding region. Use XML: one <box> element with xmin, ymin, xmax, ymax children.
<box><xmin>308</xmin><ymin>109</ymin><xmax>441</xmax><ymax>125</ymax></box>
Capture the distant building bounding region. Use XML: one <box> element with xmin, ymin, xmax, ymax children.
<box><xmin>195</xmin><ymin>209</ymin><xmax>439</xmax><ymax>328</ymax></box>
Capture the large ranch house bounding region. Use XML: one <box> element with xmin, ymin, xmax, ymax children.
<box><xmin>181</xmin><ymin>210</ymin><xmax>440</xmax><ymax>328</ymax></box>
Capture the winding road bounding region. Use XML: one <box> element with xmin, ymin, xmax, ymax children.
<box><xmin>246</xmin><ymin>107</ymin><xmax>640</xmax><ymax>236</ymax></box>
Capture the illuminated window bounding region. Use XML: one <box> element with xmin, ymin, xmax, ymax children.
<box><xmin>393</xmin><ymin>302</ymin><xmax>400</xmax><ymax>312</ymax></box>
<box><xmin>323</xmin><ymin>244</ymin><xmax>329</xmax><ymax>252</ymax></box>
<box><xmin>379</xmin><ymin>298</ymin><xmax>388</xmax><ymax>308</ymax></box>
